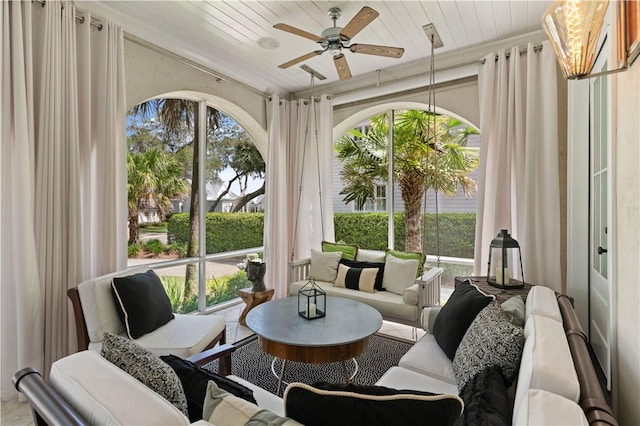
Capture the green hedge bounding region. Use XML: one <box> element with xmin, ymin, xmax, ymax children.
<box><xmin>168</xmin><ymin>211</ymin><xmax>475</xmax><ymax>258</ymax></box>
<box><xmin>168</xmin><ymin>213</ymin><xmax>264</xmax><ymax>254</ymax></box>
<box><xmin>334</xmin><ymin>212</ymin><xmax>475</xmax><ymax>259</ymax></box>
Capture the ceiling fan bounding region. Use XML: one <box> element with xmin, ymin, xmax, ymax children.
<box><xmin>274</xmin><ymin>6</ymin><xmax>405</xmax><ymax>80</ymax></box>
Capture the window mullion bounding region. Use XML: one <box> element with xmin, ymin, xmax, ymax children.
<box><xmin>197</xmin><ymin>101</ymin><xmax>207</xmax><ymax>312</ymax></box>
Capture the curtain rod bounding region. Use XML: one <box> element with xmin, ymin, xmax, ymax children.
<box><xmin>321</xmin><ymin>43</ymin><xmax>543</xmax><ymax>100</ymax></box>
<box><xmin>34</xmin><ymin>1</ymin><xmax>103</xmax><ymax>30</ymax></box>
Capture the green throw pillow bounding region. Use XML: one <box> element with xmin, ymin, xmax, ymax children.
<box><xmin>386</xmin><ymin>250</ymin><xmax>424</xmax><ymax>277</ymax></box>
<box><xmin>322</xmin><ymin>241</ymin><xmax>358</xmax><ymax>261</ymax></box>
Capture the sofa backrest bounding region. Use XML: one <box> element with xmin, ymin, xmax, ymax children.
<box><xmin>76</xmin><ymin>266</ymin><xmax>149</xmax><ymax>345</ymax></box>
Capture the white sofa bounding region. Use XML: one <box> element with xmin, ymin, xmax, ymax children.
<box><xmin>13</xmin><ymin>285</ymin><xmax>617</xmax><ymax>426</ymax></box>
<box><xmin>289</xmin><ymin>249</ymin><xmax>444</xmax><ymax>327</ymax></box>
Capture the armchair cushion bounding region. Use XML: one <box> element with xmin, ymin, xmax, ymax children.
<box><xmin>111</xmin><ymin>270</ymin><xmax>174</xmax><ymax>339</ymax></box>
<box><xmin>161</xmin><ymin>355</ymin><xmax>256</xmax><ymax>422</ymax></box>
<box><xmin>101</xmin><ymin>333</ymin><xmax>188</xmax><ymax>416</ymax></box>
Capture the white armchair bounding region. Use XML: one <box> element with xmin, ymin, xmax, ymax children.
<box><xmin>68</xmin><ymin>266</ymin><xmax>227</xmax><ymax>367</ymax></box>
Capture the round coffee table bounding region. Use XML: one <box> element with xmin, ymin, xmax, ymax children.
<box><xmin>245</xmin><ymin>296</ymin><xmax>383</xmax><ymax>395</ymax></box>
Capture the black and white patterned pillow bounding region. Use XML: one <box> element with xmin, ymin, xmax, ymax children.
<box><xmin>333</xmin><ymin>264</ymin><xmax>378</xmax><ymax>293</ymax></box>
<box><xmin>101</xmin><ymin>332</ymin><xmax>188</xmax><ymax>416</ymax></box>
<box><xmin>452</xmin><ymin>301</ymin><xmax>524</xmax><ymax>390</ymax></box>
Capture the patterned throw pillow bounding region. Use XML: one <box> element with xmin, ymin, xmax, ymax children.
<box><xmin>333</xmin><ymin>264</ymin><xmax>378</xmax><ymax>293</ymax></box>
<box><xmin>452</xmin><ymin>301</ymin><xmax>525</xmax><ymax>390</ymax></box>
<box><xmin>101</xmin><ymin>332</ymin><xmax>188</xmax><ymax>416</ymax></box>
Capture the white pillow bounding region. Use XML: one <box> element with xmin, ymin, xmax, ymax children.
<box><xmin>501</xmin><ymin>296</ymin><xmax>525</xmax><ymax>327</ymax></box>
<box><xmin>309</xmin><ymin>249</ymin><xmax>342</xmax><ymax>282</ymax></box>
<box><xmin>382</xmin><ymin>255</ymin><xmax>419</xmax><ymax>295</ymax></box>
<box><xmin>515</xmin><ymin>389</ymin><xmax>588</xmax><ymax>425</ymax></box>
<box><xmin>203</xmin><ymin>382</ymin><xmax>300</xmax><ymax>425</ymax></box>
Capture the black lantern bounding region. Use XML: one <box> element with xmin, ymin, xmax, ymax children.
<box><xmin>486</xmin><ymin>229</ymin><xmax>525</xmax><ymax>289</ymax></box>
<box><xmin>298</xmin><ymin>277</ymin><xmax>326</xmax><ymax>320</ymax></box>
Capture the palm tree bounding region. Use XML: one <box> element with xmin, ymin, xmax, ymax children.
<box><xmin>132</xmin><ymin>99</ymin><xmax>220</xmax><ymax>299</ymax></box>
<box><xmin>336</xmin><ymin>110</ymin><xmax>479</xmax><ymax>253</ymax></box>
<box><xmin>127</xmin><ymin>149</ymin><xmax>188</xmax><ymax>244</ymax></box>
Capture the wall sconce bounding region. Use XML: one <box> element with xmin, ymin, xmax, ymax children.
<box><xmin>542</xmin><ymin>0</ymin><xmax>629</xmax><ymax>79</ymax></box>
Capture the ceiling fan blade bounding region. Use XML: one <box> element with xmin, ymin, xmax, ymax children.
<box><xmin>340</xmin><ymin>6</ymin><xmax>379</xmax><ymax>41</ymax></box>
<box><xmin>273</xmin><ymin>23</ymin><xmax>323</xmax><ymax>43</ymax></box>
<box><xmin>333</xmin><ymin>54</ymin><xmax>352</xmax><ymax>80</ymax></box>
<box><xmin>278</xmin><ymin>51</ymin><xmax>323</xmax><ymax>69</ymax></box>
<box><xmin>349</xmin><ymin>43</ymin><xmax>405</xmax><ymax>58</ymax></box>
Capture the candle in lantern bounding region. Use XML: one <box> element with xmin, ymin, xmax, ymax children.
<box><xmin>308</xmin><ymin>303</ymin><xmax>317</xmax><ymax>318</ymax></box>
<box><xmin>496</xmin><ymin>268</ymin><xmax>510</xmax><ymax>284</ymax></box>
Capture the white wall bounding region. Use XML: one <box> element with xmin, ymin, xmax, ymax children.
<box><xmin>613</xmin><ymin>60</ymin><xmax>640</xmax><ymax>425</ymax></box>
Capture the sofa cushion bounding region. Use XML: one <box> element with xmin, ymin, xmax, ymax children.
<box><xmin>513</xmin><ymin>314</ymin><xmax>581</xmax><ymax>420</ymax></box>
<box><xmin>454</xmin><ymin>366</ymin><xmax>511</xmax><ymax>426</ymax></box>
<box><xmin>50</xmin><ymin>351</ymin><xmax>189</xmax><ymax>425</ymax></box>
<box><xmin>340</xmin><ymin>259</ymin><xmax>386</xmax><ymax>290</ymax></box>
<box><xmin>452</xmin><ymin>301</ymin><xmax>524</xmax><ymax>389</ymax></box>
<box><xmin>309</xmin><ymin>249</ymin><xmax>342</xmax><ymax>282</ymax></box>
<box><xmin>375</xmin><ymin>366</ymin><xmax>459</xmax><ymax>395</ymax></box>
<box><xmin>355</xmin><ymin>249</ymin><xmax>386</xmax><ymax>263</ymax></box>
<box><xmin>382</xmin><ymin>255</ymin><xmax>419</xmax><ymax>295</ymax></box>
<box><xmin>284</xmin><ymin>382</ymin><xmax>463</xmax><ymax>426</ymax></box>
<box><xmin>203</xmin><ymin>381</ymin><xmax>300</xmax><ymax>425</ymax></box>
<box><xmin>433</xmin><ymin>280</ymin><xmax>494</xmax><ymax>360</ymax></box>
<box><xmin>111</xmin><ymin>270</ymin><xmax>174</xmax><ymax>339</ymax></box>
<box><xmin>515</xmin><ymin>389</ymin><xmax>588</xmax><ymax>425</ymax></box>
<box><xmin>525</xmin><ymin>285</ymin><xmax>561</xmax><ymax>322</ymax></box>
<box><xmin>161</xmin><ymin>354</ymin><xmax>256</xmax><ymax>422</ymax></box>
<box><xmin>322</xmin><ymin>241</ymin><xmax>358</xmax><ymax>261</ymax></box>
<box><xmin>101</xmin><ymin>333</ymin><xmax>188</xmax><ymax>416</ymax></box>
<box><xmin>398</xmin><ymin>334</ymin><xmax>457</xmax><ymax>385</ymax></box>
<box><xmin>333</xmin><ymin>264</ymin><xmax>378</xmax><ymax>293</ymax></box>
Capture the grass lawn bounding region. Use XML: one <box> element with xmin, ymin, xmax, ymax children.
<box><xmin>140</xmin><ymin>222</ymin><xmax>168</xmax><ymax>233</ymax></box>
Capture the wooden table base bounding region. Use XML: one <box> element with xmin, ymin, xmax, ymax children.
<box><xmin>238</xmin><ymin>288</ymin><xmax>274</xmax><ymax>326</ymax></box>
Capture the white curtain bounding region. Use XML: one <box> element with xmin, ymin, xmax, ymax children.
<box><xmin>1</xmin><ymin>0</ymin><xmax>126</xmax><ymax>398</ymax></box>
<box><xmin>264</xmin><ymin>95</ymin><xmax>334</xmax><ymax>299</ymax></box>
<box><xmin>474</xmin><ymin>42</ymin><xmax>562</xmax><ymax>292</ymax></box>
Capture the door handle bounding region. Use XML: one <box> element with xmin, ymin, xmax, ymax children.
<box><xmin>597</xmin><ymin>246</ymin><xmax>607</xmax><ymax>255</ymax></box>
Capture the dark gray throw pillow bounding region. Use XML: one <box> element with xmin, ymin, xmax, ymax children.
<box><xmin>111</xmin><ymin>269</ymin><xmax>174</xmax><ymax>339</ymax></box>
<box><xmin>161</xmin><ymin>354</ymin><xmax>257</xmax><ymax>423</ymax></box>
<box><xmin>101</xmin><ymin>332</ymin><xmax>188</xmax><ymax>416</ymax></box>
<box><xmin>454</xmin><ymin>366</ymin><xmax>511</xmax><ymax>426</ymax></box>
<box><xmin>432</xmin><ymin>280</ymin><xmax>494</xmax><ymax>360</ymax></box>
<box><xmin>284</xmin><ymin>382</ymin><xmax>463</xmax><ymax>426</ymax></box>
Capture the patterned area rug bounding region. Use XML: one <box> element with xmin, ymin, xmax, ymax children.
<box><xmin>204</xmin><ymin>333</ymin><xmax>413</xmax><ymax>395</ymax></box>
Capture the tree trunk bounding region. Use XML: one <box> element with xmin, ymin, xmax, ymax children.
<box><xmin>184</xmin><ymin>105</ymin><xmax>200</xmax><ymax>300</ymax></box>
<box><xmin>232</xmin><ymin>182</ymin><xmax>266</xmax><ymax>212</ymax></box>
<box><xmin>128</xmin><ymin>209</ymin><xmax>140</xmax><ymax>245</ymax></box>
<box><xmin>399</xmin><ymin>171</ymin><xmax>425</xmax><ymax>253</ymax></box>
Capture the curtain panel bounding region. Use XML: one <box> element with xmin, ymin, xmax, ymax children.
<box><xmin>1</xmin><ymin>0</ymin><xmax>126</xmax><ymax>397</ymax></box>
<box><xmin>474</xmin><ymin>41</ymin><xmax>563</xmax><ymax>292</ymax></box>
<box><xmin>264</xmin><ymin>95</ymin><xmax>334</xmax><ymax>299</ymax></box>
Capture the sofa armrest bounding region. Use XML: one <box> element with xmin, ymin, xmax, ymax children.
<box><xmin>421</xmin><ymin>306</ymin><xmax>442</xmax><ymax>333</ymax></box>
<box><xmin>416</xmin><ymin>267</ymin><xmax>444</xmax><ymax>309</ymax></box>
<box><xmin>402</xmin><ymin>283</ymin><xmax>420</xmax><ymax>306</ymax></box>
<box><xmin>289</xmin><ymin>258</ymin><xmax>311</xmax><ymax>285</ymax></box>
<box><xmin>187</xmin><ymin>343</ymin><xmax>236</xmax><ymax>375</ymax></box>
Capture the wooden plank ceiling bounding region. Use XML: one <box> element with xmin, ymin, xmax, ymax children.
<box><xmin>76</xmin><ymin>1</ymin><xmax>553</xmax><ymax>95</ymax></box>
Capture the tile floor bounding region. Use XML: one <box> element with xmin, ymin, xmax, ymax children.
<box><xmin>1</xmin><ymin>286</ymin><xmax>454</xmax><ymax>425</ymax></box>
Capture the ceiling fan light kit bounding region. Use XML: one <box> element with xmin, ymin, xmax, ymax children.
<box><xmin>274</xmin><ymin>6</ymin><xmax>405</xmax><ymax>80</ymax></box>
